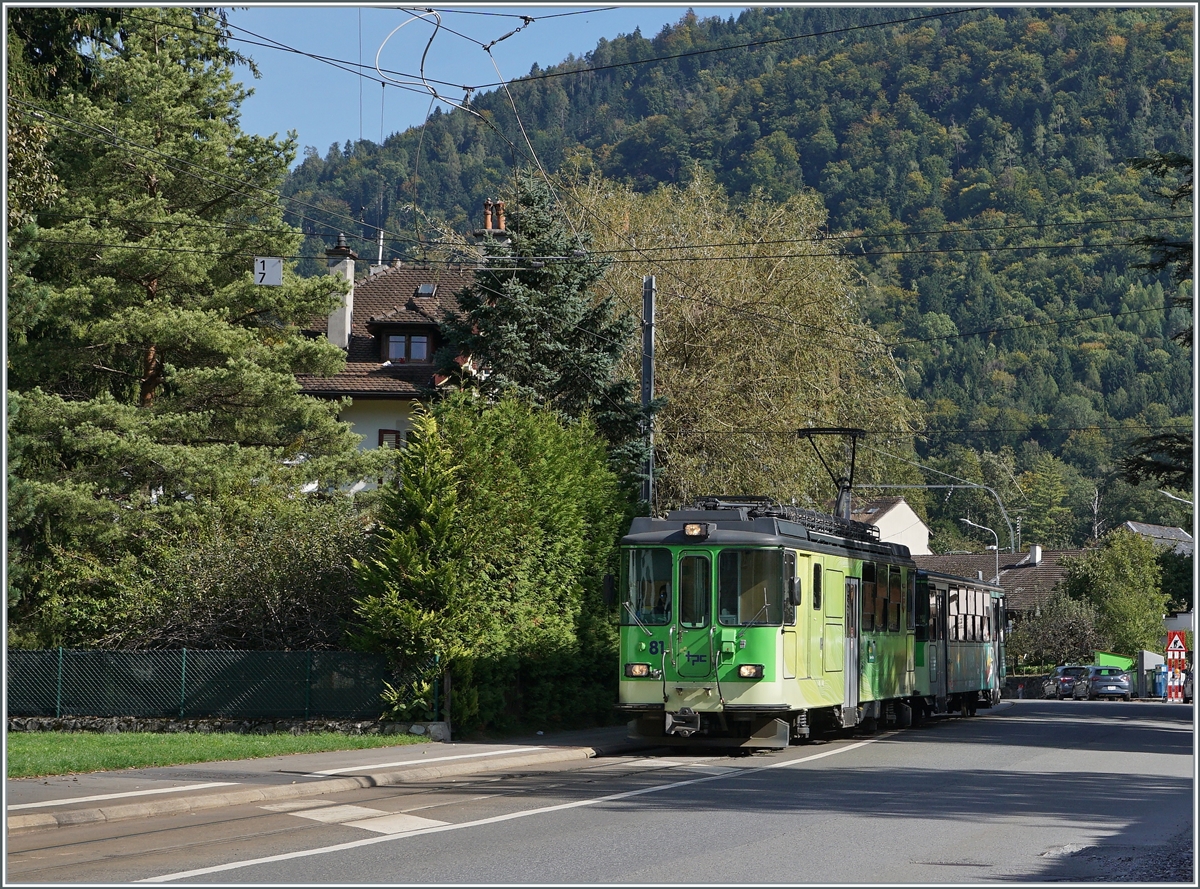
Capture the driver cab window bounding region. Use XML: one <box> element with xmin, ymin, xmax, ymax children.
<box><xmin>621</xmin><ymin>548</ymin><xmax>672</xmax><ymax>626</ymax></box>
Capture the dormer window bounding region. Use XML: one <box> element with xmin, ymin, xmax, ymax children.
<box><xmin>387</xmin><ymin>333</ymin><xmax>429</xmax><ymax>363</ymax></box>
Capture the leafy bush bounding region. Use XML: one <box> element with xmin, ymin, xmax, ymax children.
<box><xmin>352</xmin><ymin>395</ymin><xmax>632</xmax><ymax>735</ymax></box>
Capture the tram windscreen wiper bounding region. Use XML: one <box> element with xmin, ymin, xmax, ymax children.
<box><xmin>623</xmin><ymin>601</ymin><xmax>653</xmax><ymax>637</ymax></box>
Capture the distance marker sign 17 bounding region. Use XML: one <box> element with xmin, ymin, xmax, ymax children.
<box><xmin>254</xmin><ymin>257</ymin><xmax>283</xmax><ymax>286</ymax></box>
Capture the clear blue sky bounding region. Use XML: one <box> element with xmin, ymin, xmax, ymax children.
<box><xmin>226</xmin><ymin>4</ymin><xmax>748</xmax><ymax>163</ymax></box>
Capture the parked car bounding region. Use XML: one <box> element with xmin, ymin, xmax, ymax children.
<box><xmin>1043</xmin><ymin>665</ymin><xmax>1090</xmax><ymax>699</ymax></box>
<box><xmin>1073</xmin><ymin>665</ymin><xmax>1132</xmax><ymax>701</ymax></box>
<box><xmin>1184</xmin><ymin>668</ymin><xmax>1193</xmax><ymax>704</ymax></box>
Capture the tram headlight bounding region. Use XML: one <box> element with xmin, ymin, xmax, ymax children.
<box><xmin>683</xmin><ymin>522</ymin><xmax>714</xmax><ymax>539</ymax></box>
<box><xmin>737</xmin><ymin>664</ymin><xmax>765</xmax><ymax>679</ymax></box>
<box><xmin>625</xmin><ymin>663</ymin><xmax>652</xmax><ymax>678</ymax></box>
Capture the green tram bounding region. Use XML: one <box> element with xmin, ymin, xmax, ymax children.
<box><xmin>617</xmin><ymin>498</ymin><xmax>1006</xmax><ymax>748</ymax></box>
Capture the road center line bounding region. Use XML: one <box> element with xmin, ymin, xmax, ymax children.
<box><xmin>8</xmin><ymin>783</ymin><xmax>239</xmax><ymax>811</ymax></box>
<box><xmin>302</xmin><ymin>746</ymin><xmax>548</xmax><ymax>777</ymax></box>
<box><xmin>141</xmin><ymin>736</ymin><xmax>885</xmax><ymax>883</ymax></box>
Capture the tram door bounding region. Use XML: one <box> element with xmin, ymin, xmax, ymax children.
<box><xmin>990</xmin><ymin>596</ymin><xmax>1006</xmax><ymax>699</ymax></box>
<box><xmin>790</xmin><ymin>555</ymin><xmax>810</xmax><ymax>679</ymax></box>
<box><xmin>931</xmin><ymin>584</ymin><xmax>949</xmax><ymax>707</ymax></box>
<box><xmin>782</xmin><ymin>552</ymin><xmax>798</xmax><ymax>680</ymax></box>
<box><xmin>844</xmin><ymin>577</ymin><xmax>860</xmax><ymax>714</ymax></box>
<box><xmin>675</xmin><ymin>553</ymin><xmax>713</xmax><ymax>679</ymax></box>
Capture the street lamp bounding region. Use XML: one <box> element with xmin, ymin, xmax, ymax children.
<box><xmin>961</xmin><ymin>517</ymin><xmax>1000</xmax><ymax>583</ymax></box>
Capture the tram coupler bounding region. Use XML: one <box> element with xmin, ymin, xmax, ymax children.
<box><xmin>665</xmin><ymin>707</ymin><xmax>701</xmax><ymax>738</ymax></box>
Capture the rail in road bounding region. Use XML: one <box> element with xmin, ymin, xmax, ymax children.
<box><xmin>6</xmin><ymin>700</ymin><xmax>1194</xmax><ymax>884</ymax></box>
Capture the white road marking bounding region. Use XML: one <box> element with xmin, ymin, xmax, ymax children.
<box><xmin>284</xmin><ymin>804</ymin><xmax>394</xmax><ymax>824</ymax></box>
<box><xmin>679</xmin><ymin>764</ymin><xmax>738</xmax><ymax>776</ymax></box>
<box><xmin>7</xmin><ymin>782</ymin><xmax>239</xmax><ymax>811</ymax></box>
<box><xmin>344</xmin><ymin>812</ymin><xmax>448</xmax><ymax>834</ymax></box>
<box><xmin>261</xmin><ymin>802</ymin><xmax>449</xmax><ymax>835</ymax></box>
<box><xmin>302</xmin><ymin>746</ymin><xmax>547</xmax><ymax>777</ymax></box>
<box><xmin>141</xmin><ymin>737</ymin><xmax>885</xmax><ymax>882</ymax></box>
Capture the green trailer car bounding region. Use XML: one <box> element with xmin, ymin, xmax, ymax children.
<box><xmin>618</xmin><ymin>498</ymin><xmax>1006</xmax><ymax>748</ymax></box>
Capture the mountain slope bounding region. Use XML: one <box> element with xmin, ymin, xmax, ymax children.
<box><xmin>282</xmin><ymin>6</ymin><xmax>1193</xmax><ymax>545</ymax></box>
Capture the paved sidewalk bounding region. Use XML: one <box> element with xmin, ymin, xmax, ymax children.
<box><xmin>7</xmin><ymin>724</ymin><xmax>654</xmax><ymax>835</ymax></box>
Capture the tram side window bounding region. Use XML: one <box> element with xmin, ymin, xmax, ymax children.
<box><xmin>812</xmin><ymin>563</ymin><xmax>822</xmax><ymax>611</ymax></box>
<box><xmin>889</xmin><ymin>568</ymin><xmax>902</xmax><ymax>632</ymax></box>
<box><xmin>622</xmin><ymin>548</ymin><xmax>672</xmax><ymax>626</ymax></box>
<box><xmin>907</xmin><ymin>573</ymin><xmax>917</xmax><ymax>631</ymax></box>
<box><xmin>861</xmin><ymin>563</ymin><xmax>876</xmax><ymax>631</ymax></box>
<box><xmin>875</xmin><ymin>565</ymin><xmax>888</xmax><ymax>631</ymax></box>
<box><xmin>948</xmin><ymin>589</ymin><xmax>960</xmax><ymax>641</ymax></box>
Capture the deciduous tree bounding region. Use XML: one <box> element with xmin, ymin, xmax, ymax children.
<box><xmin>1062</xmin><ymin>529</ymin><xmax>1169</xmax><ymax>655</ymax></box>
<box><xmin>1007</xmin><ymin>591</ymin><xmax>1107</xmax><ymax>670</ymax></box>
<box><xmin>570</xmin><ymin>171</ymin><xmax>922</xmax><ymax>511</ymax></box>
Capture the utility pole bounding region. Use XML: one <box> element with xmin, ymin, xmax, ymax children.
<box><xmin>641</xmin><ymin>275</ymin><xmax>655</xmax><ymax>508</ymax></box>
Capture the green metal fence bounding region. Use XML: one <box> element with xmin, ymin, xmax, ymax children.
<box><xmin>7</xmin><ymin>649</ymin><xmax>426</xmax><ymax>720</ymax></box>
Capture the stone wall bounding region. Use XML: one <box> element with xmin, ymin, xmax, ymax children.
<box><xmin>1003</xmin><ymin>674</ymin><xmax>1049</xmax><ymax>699</ymax></box>
<box><xmin>7</xmin><ymin>715</ymin><xmax>448</xmax><ymax>741</ymax></box>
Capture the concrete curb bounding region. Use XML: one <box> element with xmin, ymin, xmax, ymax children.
<box><xmin>7</xmin><ymin>741</ymin><xmax>647</xmax><ymax>836</ymax></box>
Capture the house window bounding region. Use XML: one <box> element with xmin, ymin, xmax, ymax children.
<box><xmin>379</xmin><ymin>429</ymin><xmax>404</xmax><ymax>449</ymax></box>
<box><xmin>386</xmin><ymin>334</ymin><xmax>430</xmax><ymax>363</ymax></box>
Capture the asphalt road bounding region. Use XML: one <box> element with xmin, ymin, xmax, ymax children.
<box><xmin>7</xmin><ymin>700</ymin><xmax>1194</xmax><ymax>884</ymax></box>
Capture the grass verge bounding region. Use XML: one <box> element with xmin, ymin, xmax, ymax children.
<box><xmin>7</xmin><ymin>731</ymin><xmax>429</xmax><ymax>779</ymax></box>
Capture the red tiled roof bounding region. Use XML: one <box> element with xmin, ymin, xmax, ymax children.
<box><xmin>848</xmin><ymin>496</ymin><xmax>905</xmax><ymax>524</ymax></box>
<box><xmin>914</xmin><ymin>549</ymin><xmax>1089</xmax><ymax>612</ymax></box>
<box><xmin>298</xmin><ymin>263</ymin><xmax>474</xmax><ymax>398</ymax></box>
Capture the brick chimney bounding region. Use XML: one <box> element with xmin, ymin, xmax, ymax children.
<box><xmin>472</xmin><ymin>199</ymin><xmax>510</xmax><ymax>243</ymax></box>
<box><xmin>325</xmin><ymin>233</ymin><xmax>358</xmax><ymax>350</ymax></box>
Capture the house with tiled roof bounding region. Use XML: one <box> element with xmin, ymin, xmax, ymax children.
<box><xmin>847</xmin><ymin>497</ymin><xmax>932</xmax><ymax>555</ymax></box>
<box><xmin>1120</xmin><ymin>521</ymin><xmax>1194</xmax><ymax>556</ymax></box>
<box><xmin>296</xmin><ymin>235</ymin><xmax>476</xmax><ymax>449</ymax></box>
<box><xmin>914</xmin><ymin>545</ymin><xmax>1087</xmax><ymax>616</ymax></box>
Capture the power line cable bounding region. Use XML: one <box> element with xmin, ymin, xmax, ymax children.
<box><xmin>577</xmin><ymin>214</ymin><xmax>1193</xmax><ymax>256</ymax></box>
<box><xmin>665</xmin><ymin>422</ymin><xmax>1191</xmax><ymax>437</ymax></box>
<box><xmin>465</xmin><ymin>7</ymin><xmax>986</xmax><ymax>89</ymax></box>
<box><xmin>887</xmin><ymin>306</ymin><xmax>1173</xmax><ymax>347</ymax></box>
<box><xmin>11</xmin><ymin>100</ymin><xmax>425</xmax><ymax>255</ymax></box>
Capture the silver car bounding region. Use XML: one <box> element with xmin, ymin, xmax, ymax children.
<box><xmin>1073</xmin><ymin>665</ymin><xmax>1131</xmax><ymax>701</ymax></box>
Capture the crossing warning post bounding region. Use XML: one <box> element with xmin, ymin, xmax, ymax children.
<box><xmin>1165</xmin><ymin>630</ymin><xmax>1188</xmax><ymax>702</ymax></box>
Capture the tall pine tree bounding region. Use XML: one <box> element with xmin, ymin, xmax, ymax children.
<box><xmin>6</xmin><ymin>9</ymin><xmax>368</xmax><ymax>645</ymax></box>
<box><xmin>436</xmin><ymin>173</ymin><xmax>653</xmax><ymax>478</ymax></box>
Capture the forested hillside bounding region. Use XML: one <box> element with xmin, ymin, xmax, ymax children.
<box><xmin>283</xmin><ymin>6</ymin><xmax>1193</xmax><ymax>549</ymax></box>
